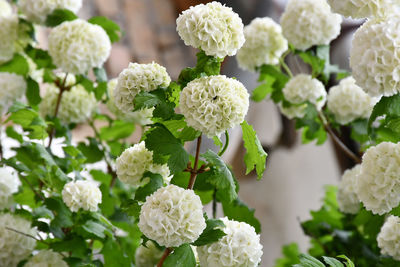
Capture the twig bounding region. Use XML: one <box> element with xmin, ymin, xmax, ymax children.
<box><xmin>187</xmin><ymin>135</ymin><xmax>202</xmax><ymax>190</ymax></box>
<box><xmin>157</xmin><ymin>248</ymin><xmax>173</xmax><ymax>267</ymax></box>
<box><xmin>279</xmin><ymin>51</ymin><xmax>293</xmax><ymax>78</ymax></box>
<box><xmin>6</xmin><ymin>227</ymin><xmax>48</xmax><ymax>244</ymax></box>
<box><xmin>212</xmin><ymin>189</ymin><xmax>217</xmax><ymax>219</ymax></box>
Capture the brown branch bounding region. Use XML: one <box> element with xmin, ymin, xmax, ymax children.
<box><xmin>157</xmin><ymin>248</ymin><xmax>173</xmax><ymax>267</ymax></box>
<box><xmin>187</xmin><ymin>135</ymin><xmax>202</xmax><ymax>190</ymax></box>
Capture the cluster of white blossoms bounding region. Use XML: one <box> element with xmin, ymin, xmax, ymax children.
<box><xmin>280</xmin><ymin>0</ymin><xmax>342</xmax><ymax>51</ymax></box>
<box><xmin>176</xmin><ymin>1</ymin><xmax>245</xmax><ymax>58</ymax></box>
<box><xmin>350</xmin><ymin>17</ymin><xmax>400</xmax><ymax>97</ymax></box>
<box><xmin>114</xmin><ymin>62</ymin><xmax>171</xmax><ymax>113</ymax></box>
<box><xmin>197</xmin><ymin>217</ymin><xmax>263</xmax><ymax>267</ymax></box>
<box><xmin>106</xmin><ymin>78</ymin><xmax>154</xmax><ymax>125</ymax></box>
<box><xmin>0</xmin><ymin>72</ymin><xmax>27</xmax><ymax>113</ymax></box>
<box><xmin>280</xmin><ymin>74</ymin><xmax>326</xmax><ymax>119</ymax></box>
<box><xmin>134</xmin><ymin>240</ymin><xmax>164</xmax><ymax>267</ymax></box>
<box><xmin>0</xmin><ymin>14</ymin><xmax>18</xmax><ymax>64</ymax></box>
<box><xmin>236</xmin><ymin>17</ymin><xmax>288</xmax><ymax>72</ymax></box>
<box><xmin>327</xmin><ymin>0</ymin><xmax>400</xmax><ymax>19</ymax></box>
<box><xmin>355</xmin><ymin>142</ymin><xmax>400</xmax><ymax>215</ymax></box>
<box><xmin>18</xmin><ymin>0</ymin><xmax>82</xmax><ymax>24</ymax></box>
<box><xmin>62</xmin><ymin>180</ymin><xmax>102</xmax><ymax>212</ymax></box>
<box><xmin>116</xmin><ymin>142</ymin><xmax>171</xmax><ymax>187</ymax></box>
<box><xmin>327</xmin><ymin>77</ymin><xmax>377</xmax><ymax>125</ymax></box>
<box><xmin>138</xmin><ymin>185</ymin><xmax>206</xmax><ymax>247</ymax></box>
<box><xmin>25</xmin><ymin>250</ymin><xmax>68</xmax><ymax>267</ymax></box>
<box><xmin>0</xmin><ymin>213</ymin><xmax>37</xmax><ymax>267</ymax></box>
<box><xmin>0</xmin><ymin>167</ymin><xmax>20</xmax><ymax>210</ymax></box>
<box><xmin>180</xmin><ymin>75</ymin><xmax>249</xmax><ymax>137</ymax></box>
<box><xmin>377</xmin><ymin>215</ymin><xmax>400</xmax><ymax>260</ymax></box>
<box><xmin>48</xmin><ymin>19</ymin><xmax>111</xmax><ymax>75</ymax></box>
<box><xmin>337</xmin><ymin>165</ymin><xmax>361</xmax><ymax>214</ymax></box>
<box><xmin>0</xmin><ymin>0</ymin><xmax>12</xmax><ymax>17</ymax></box>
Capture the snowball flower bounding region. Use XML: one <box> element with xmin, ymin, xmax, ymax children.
<box><xmin>18</xmin><ymin>0</ymin><xmax>82</xmax><ymax>24</ymax></box>
<box><xmin>113</xmin><ymin>62</ymin><xmax>171</xmax><ymax>113</ymax></box>
<box><xmin>337</xmin><ymin>165</ymin><xmax>361</xmax><ymax>214</ymax></box>
<box><xmin>327</xmin><ymin>0</ymin><xmax>400</xmax><ymax>19</ymax></box>
<box><xmin>197</xmin><ymin>217</ymin><xmax>263</xmax><ymax>267</ymax></box>
<box><xmin>350</xmin><ymin>17</ymin><xmax>400</xmax><ymax>97</ymax></box>
<box><xmin>0</xmin><ymin>0</ymin><xmax>12</xmax><ymax>17</ymax></box>
<box><xmin>0</xmin><ymin>72</ymin><xmax>27</xmax><ymax>113</ymax></box>
<box><xmin>62</xmin><ymin>180</ymin><xmax>102</xmax><ymax>212</ymax></box>
<box><xmin>176</xmin><ymin>1</ymin><xmax>245</xmax><ymax>58</ymax></box>
<box><xmin>134</xmin><ymin>240</ymin><xmax>164</xmax><ymax>267</ymax></box>
<box><xmin>25</xmin><ymin>250</ymin><xmax>68</xmax><ymax>267</ymax></box>
<box><xmin>106</xmin><ymin>78</ymin><xmax>154</xmax><ymax>125</ymax></box>
<box><xmin>280</xmin><ymin>0</ymin><xmax>342</xmax><ymax>50</ymax></box>
<box><xmin>237</xmin><ymin>17</ymin><xmax>288</xmax><ymax>72</ymax></box>
<box><xmin>0</xmin><ymin>167</ymin><xmax>20</xmax><ymax>210</ymax></box>
<box><xmin>355</xmin><ymin>142</ymin><xmax>400</xmax><ymax>215</ymax></box>
<box><xmin>138</xmin><ymin>185</ymin><xmax>206</xmax><ymax>247</ymax></box>
<box><xmin>327</xmin><ymin>76</ymin><xmax>377</xmax><ymax>124</ymax></box>
<box><xmin>48</xmin><ymin>19</ymin><xmax>111</xmax><ymax>75</ymax></box>
<box><xmin>377</xmin><ymin>215</ymin><xmax>400</xmax><ymax>260</ymax></box>
<box><xmin>0</xmin><ymin>14</ymin><xmax>18</xmax><ymax>64</ymax></box>
<box><xmin>0</xmin><ymin>213</ymin><xmax>37</xmax><ymax>267</ymax></box>
<box><xmin>180</xmin><ymin>75</ymin><xmax>249</xmax><ymax>137</ymax></box>
<box><xmin>280</xmin><ymin>74</ymin><xmax>326</xmax><ymax>119</ymax></box>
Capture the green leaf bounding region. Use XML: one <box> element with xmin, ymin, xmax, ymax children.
<box><xmin>337</xmin><ymin>256</ymin><xmax>355</xmax><ymax>267</ymax></box>
<box><xmin>294</xmin><ymin>254</ymin><xmax>326</xmax><ymax>267</ymax></box>
<box><xmin>77</xmin><ymin>138</ymin><xmax>104</xmax><ymax>163</ymax></box>
<box><xmin>164</xmin><ymin>244</ymin><xmax>196</xmax><ymax>267</ymax></box>
<box><xmin>51</xmin><ymin>237</ymin><xmax>88</xmax><ymax>258</ymax></box>
<box><xmin>26</xmin><ymin>78</ymin><xmax>41</xmax><ymax>106</ymax></box>
<box><xmin>45</xmin><ymin>197</ymin><xmax>73</xmax><ymax>231</ymax></box>
<box><xmin>6</xmin><ymin>126</ymin><xmax>23</xmax><ymax>143</ymax></box>
<box><xmin>369</xmin><ymin>94</ymin><xmax>400</xmax><ymax>132</ymax></box>
<box><xmin>134</xmin><ymin>172</ymin><xmax>164</xmax><ymax>202</ymax></box>
<box><xmin>257</xmin><ymin>64</ymin><xmax>289</xmax><ymax>103</ymax></box>
<box><xmin>99</xmin><ymin>120</ymin><xmax>135</xmax><ymax>141</ymax></box>
<box><xmin>88</xmin><ymin>16</ymin><xmax>121</xmax><ymax>43</ymax></box>
<box><xmin>81</xmin><ymin>220</ymin><xmax>107</xmax><ymax>239</ymax></box>
<box><xmin>134</xmin><ymin>91</ymin><xmax>163</xmax><ymax>110</ymax></box>
<box><xmin>251</xmin><ymin>76</ymin><xmax>275</xmax><ymax>102</ymax></box>
<box><xmin>241</xmin><ymin>121</ymin><xmax>267</xmax><ymax>179</ymax></box>
<box><xmin>25</xmin><ymin>46</ymin><xmax>55</xmax><ymax>69</ymax></box>
<box><xmin>95</xmin><ymin>81</ymin><xmax>107</xmax><ymax>100</ymax></box>
<box><xmin>274</xmin><ymin>243</ymin><xmax>301</xmax><ymax>267</ymax></box>
<box><xmin>45</xmin><ymin>9</ymin><xmax>78</xmax><ymax>27</ymax></box>
<box><xmin>323</xmin><ymin>257</ymin><xmax>345</xmax><ymax>267</ymax></box>
<box><xmin>162</xmin><ymin>119</ymin><xmax>201</xmax><ymax>142</ymax></box>
<box><xmin>296</xmin><ymin>104</ymin><xmax>327</xmax><ymax>145</ymax></box>
<box><xmin>93</xmin><ymin>67</ymin><xmax>107</xmax><ymax>82</ymax></box>
<box><xmin>192</xmin><ymin>218</ymin><xmax>226</xmax><ymax>246</ymax></box>
<box><xmin>102</xmin><ymin>238</ymin><xmax>131</xmax><ymax>266</ymax></box>
<box><xmin>222</xmin><ymin>198</ymin><xmax>261</xmax><ymax>233</ymax></box>
<box><xmin>0</xmin><ymin>54</ymin><xmax>29</xmax><ymax>76</ymax></box>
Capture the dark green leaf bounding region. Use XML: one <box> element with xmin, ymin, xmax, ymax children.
<box><xmin>88</xmin><ymin>16</ymin><xmax>121</xmax><ymax>43</ymax></box>
<box><xmin>26</xmin><ymin>78</ymin><xmax>41</xmax><ymax>106</ymax></box>
<box><xmin>134</xmin><ymin>172</ymin><xmax>164</xmax><ymax>202</ymax></box>
<box><xmin>102</xmin><ymin>238</ymin><xmax>131</xmax><ymax>266</ymax></box>
<box><xmin>77</xmin><ymin>139</ymin><xmax>104</xmax><ymax>163</ymax></box>
<box><xmin>294</xmin><ymin>254</ymin><xmax>325</xmax><ymax>267</ymax></box>
<box><xmin>45</xmin><ymin>9</ymin><xmax>78</xmax><ymax>27</ymax></box>
<box><xmin>0</xmin><ymin>54</ymin><xmax>30</xmax><ymax>76</ymax></box>
<box><xmin>25</xmin><ymin>46</ymin><xmax>55</xmax><ymax>69</ymax></box>
<box><xmin>134</xmin><ymin>91</ymin><xmax>163</xmax><ymax>110</ymax></box>
<box><xmin>323</xmin><ymin>257</ymin><xmax>345</xmax><ymax>267</ymax></box>
<box><xmin>163</xmin><ymin>244</ymin><xmax>196</xmax><ymax>267</ymax></box>
<box><xmin>369</xmin><ymin>94</ymin><xmax>400</xmax><ymax>132</ymax></box>
<box><xmin>51</xmin><ymin>237</ymin><xmax>88</xmax><ymax>258</ymax></box>
<box><xmin>275</xmin><ymin>243</ymin><xmax>301</xmax><ymax>267</ymax></box>
<box><xmin>222</xmin><ymin>198</ymin><xmax>261</xmax><ymax>233</ymax></box>
<box><xmin>192</xmin><ymin>218</ymin><xmax>226</xmax><ymax>246</ymax></box>
<box><xmin>45</xmin><ymin>197</ymin><xmax>73</xmax><ymax>229</ymax></box>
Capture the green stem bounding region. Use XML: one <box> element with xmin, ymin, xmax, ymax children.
<box><xmin>279</xmin><ymin>57</ymin><xmax>293</xmax><ymax>78</ymax></box>
<box><xmin>218</xmin><ymin>130</ymin><xmax>229</xmax><ymax>157</ymax></box>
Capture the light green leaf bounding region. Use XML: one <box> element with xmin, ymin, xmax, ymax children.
<box><xmin>164</xmin><ymin>244</ymin><xmax>196</xmax><ymax>267</ymax></box>
<box><xmin>0</xmin><ymin>54</ymin><xmax>30</xmax><ymax>76</ymax></box>
<box><xmin>26</xmin><ymin>78</ymin><xmax>41</xmax><ymax>106</ymax></box>
<box><xmin>221</xmin><ymin>198</ymin><xmax>261</xmax><ymax>233</ymax></box>
<box><xmin>88</xmin><ymin>16</ymin><xmax>121</xmax><ymax>43</ymax></box>
<box><xmin>323</xmin><ymin>257</ymin><xmax>344</xmax><ymax>267</ymax></box>
<box><xmin>99</xmin><ymin>120</ymin><xmax>135</xmax><ymax>141</ymax></box>
<box><xmin>251</xmin><ymin>76</ymin><xmax>275</xmax><ymax>102</ymax></box>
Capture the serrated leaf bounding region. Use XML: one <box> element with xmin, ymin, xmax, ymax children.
<box><xmin>134</xmin><ymin>91</ymin><xmax>163</xmax><ymax>110</ymax></box>
<box><xmin>0</xmin><ymin>54</ymin><xmax>30</xmax><ymax>76</ymax></box>
<box><xmin>164</xmin><ymin>244</ymin><xmax>196</xmax><ymax>267</ymax></box>
<box><xmin>222</xmin><ymin>198</ymin><xmax>261</xmax><ymax>233</ymax></box>
<box><xmin>323</xmin><ymin>256</ymin><xmax>344</xmax><ymax>267</ymax></box>
<box><xmin>88</xmin><ymin>16</ymin><xmax>121</xmax><ymax>43</ymax></box>
<box><xmin>45</xmin><ymin>9</ymin><xmax>78</xmax><ymax>27</ymax></box>
<box><xmin>294</xmin><ymin>254</ymin><xmax>325</xmax><ymax>267</ymax></box>
<box><xmin>192</xmin><ymin>218</ymin><xmax>226</xmax><ymax>246</ymax></box>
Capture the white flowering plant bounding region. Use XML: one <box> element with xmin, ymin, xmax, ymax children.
<box><xmin>0</xmin><ymin>1</ymin><xmax>267</xmax><ymax>267</ymax></box>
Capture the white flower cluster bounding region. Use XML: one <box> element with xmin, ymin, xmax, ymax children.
<box><xmin>25</xmin><ymin>250</ymin><xmax>68</xmax><ymax>267</ymax></box>
<box><xmin>280</xmin><ymin>74</ymin><xmax>326</xmax><ymax>119</ymax></box>
<box><xmin>18</xmin><ymin>0</ymin><xmax>82</xmax><ymax>24</ymax></box>
<box><xmin>138</xmin><ymin>185</ymin><xmax>206</xmax><ymax>247</ymax></box>
<box><xmin>337</xmin><ymin>165</ymin><xmax>361</xmax><ymax>214</ymax></box>
<box><xmin>114</xmin><ymin>62</ymin><xmax>171</xmax><ymax>113</ymax></box>
<box><xmin>106</xmin><ymin>78</ymin><xmax>154</xmax><ymax>125</ymax></box>
<box><xmin>176</xmin><ymin>1</ymin><xmax>245</xmax><ymax>58</ymax></box>
<box><xmin>116</xmin><ymin>142</ymin><xmax>171</xmax><ymax>187</ymax></box>
<box><xmin>0</xmin><ymin>14</ymin><xmax>18</xmax><ymax>64</ymax></box>
<box><xmin>377</xmin><ymin>215</ymin><xmax>400</xmax><ymax>260</ymax></box>
<box><xmin>327</xmin><ymin>77</ymin><xmax>377</xmax><ymax>125</ymax></box>
<box><xmin>40</xmin><ymin>77</ymin><xmax>97</xmax><ymax>124</ymax></box>
<box><xmin>134</xmin><ymin>241</ymin><xmax>163</xmax><ymax>267</ymax></box>
<box><xmin>0</xmin><ymin>72</ymin><xmax>27</xmax><ymax>113</ymax></box>
<box><xmin>0</xmin><ymin>0</ymin><xmax>12</xmax><ymax>17</ymax></box>
<box><xmin>355</xmin><ymin>142</ymin><xmax>400</xmax><ymax>215</ymax></box>
<box><xmin>280</xmin><ymin>0</ymin><xmax>342</xmax><ymax>50</ymax></box>
<box><xmin>0</xmin><ymin>213</ymin><xmax>37</xmax><ymax>267</ymax></box>
<box><xmin>48</xmin><ymin>19</ymin><xmax>111</xmax><ymax>75</ymax></box>
<box><xmin>0</xmin><ymin>167</ymin><xmax>20</xmax><ymax>210</ymax></box>
<box><xmin>62</xmin><ymin>180</ymin><xmax>102</xmax><ymax>212</ymax></box>
<box><xmin>180</xmin><ymin>75</ymin><xmax>249</xmax><ymax>137</ymax></box>
<box><xmin>197</xmin><ymin>217</ymin><xmax>263</xmax><ymax>267</ymax></box>
<box><xmin>327</xmin><ymin>0</ymin><xmax>400</xmax><ymax>19</ymax></box>
<box><xmin>236</xmin><ymin>17</ymin><xmax>288</xmax><ymax>72</ymax></box>
<box><xmin>350</xmin><ymin>17</ymin><xmax>400</xmax><ymax>97</ymax></box>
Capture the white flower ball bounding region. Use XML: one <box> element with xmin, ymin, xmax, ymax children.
<box><xmin>337</xmin><ymin>165</ymin><xmax>361</xmax><ymax>214</ymax></box>
<box><xmin>134</xmin><ymin>240</ymin><xmax>163</xmax><ymax>267</ymax></box>
<box><xmin>0</xmin><ymin>0</ymin><xmax>12</xmax><ymax>17</ymax></box>
<box><xmin>327</xmin><ymin>77</ymin><xmax>378</xmax><ymax>124</ymax></box>
<box><xmin>176</xmin><ymin>1</ymin><xmax>245</xmax><ymax>58</ymax></box>
<box><xmin>280</xmin><ymin>0</ymin><xmax>342</xmax><ymax>50</ymax></box>
<box><xmin>281</xmin><ymin>74</ymin><xmax>327</xmax><ymax>118</ymax></box>
<box><xmin>138</xmin><ymin>185</ymin><xmax>206</xmax><ymax>248</ymax></box>
<box><xmin>0</xmin><ymin>167</ymin><xmax>20</xmax><ymax>210</ymax></box>
<box><xmin>377</xmin><ymin>215</ymin><xmax>400</xmax><ymax>260</ymax></box>
<box><xmin>0</xmin><ymin>14</ymin><xmax>18</xmax><ymax>64</ymax></box>
<box><xmin>197</xmin><ymin>217</ymin><xmax>263</xmax><ymax>267</ymax></box>
<box><xmin>18</xmin><ymin>0</ymin><xmax>82</xmax><ymax>24</ymax></box>
<box><xmin>327</xmin><ymin>0</ymin><xmax>400</xmax><ymax>19</ymax></box>
<box><xmin>355</xmin><ymin>142</ymin><xmax>400</xmax><ymax>215</ymax></box>
<box><xmin>62</xmin><ymin>180</ymin><xmax>102</xmax><ymax>212</ymax></box>
<box><xmin>116</xmin><ymin>141</ymin><xmax>171</xmax><ymax>187</ymax></box>
<box><xmin>113</xmin><ymin>62</ymin><xmax>171</xmax><ymax>113</ymax></box>
<box><xmin>0</xmin><ymin>72</ymin><xmax>27</xmax><ymax>113</ymax></box>
<box><xmin>180</xmin><ymin>75</ymin><xmax>249</xmax><ymax>137</ymax></box>
<box><xmin>237</xmin><ymin>17</ymin><xmax>288</xmax><ymax>72</ymax></box>
<box><xmin>0</xmin><ymin>213</ymin><xmax>37</xmax><ymax>267</ymax></box>
<box><xmin>278</xmin><ymin>102</ymin><xmax>308</xmax><ymax>120</ymax></box>
<box><xmin>106</xmin><ymin>78</ymin><xmax>154</xmax><ymax>125</ymax></box>
<box><xmin>48</xmin><ymin>19</ymin><xmax>111</xmax><ymax>75</ymax></box>
<box><xmin>350</xmin><ymin>17</ymin><xmax>400</xmax><ymax>97</ymax></box>
<box><xmin>25</xmin><ymin>250</ymin><xmax>68</xmax><ymax>267</ymax></box>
